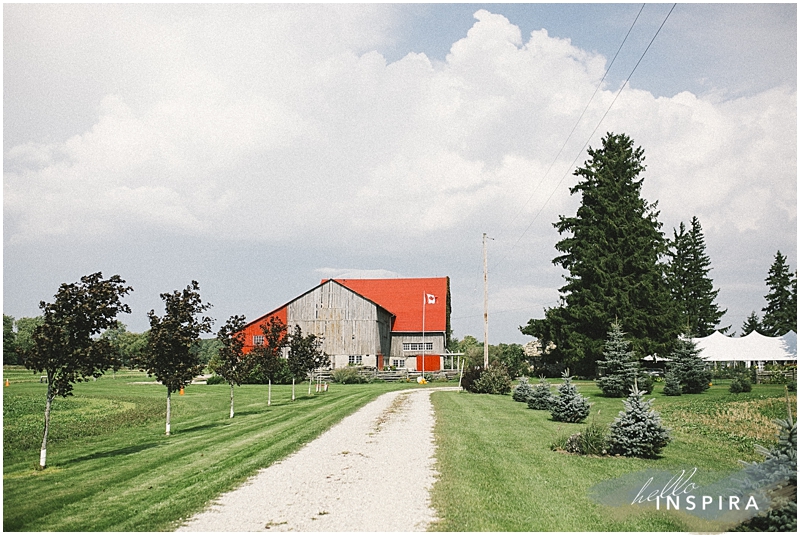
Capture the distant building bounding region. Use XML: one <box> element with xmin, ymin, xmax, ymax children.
<box><xmin>240</xmin><ymin>277</ymin><xmax>451</xmax><ymax>371</ymax></box>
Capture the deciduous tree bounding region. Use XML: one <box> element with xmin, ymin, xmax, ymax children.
<box><xmin>214</xmin><ymin>315</ymin><xmax>249</xmax><ymax>418</ymax></box>
<box><xmin>287</xmin><ymin>325</ymin><xmax>329</xmax><ymax>381</ymax></box>
<box><xmin>138</xmin><ymin>281</ymin><xmax>213</xmax><ymax>436</ymax></box>
<box><xmin>3</xmin><ymin>314</ymin><xmax>18</xmax><ymax>365</ymax></box>
<box><xmin>521</xmin><ymin>132</ymin><xmax>678</xmax><ymax>376</ymax></box>
<box><xmin>22</xmin><ymin>272</ymin><xmax>132</xmax><ymax>468</ymax></box>
<box><xmin>247</xmin><ymin>316</ymin><xmax>288</xmax><ymax>404</ymax></box>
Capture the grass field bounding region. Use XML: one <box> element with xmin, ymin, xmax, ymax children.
<box><xmin>4</xmin><ymin>367</ymin><xmax>794</xmax><ymax>532</ymax></box>
<box><xmin>428</xmin><ymin>380</ymin><xmax>795</xmax><ymax>532</ymax></box>
<box><xmin>2</xmin><ymin>366</ymin><xmax>422</xmax><ymax>531</ymax></box>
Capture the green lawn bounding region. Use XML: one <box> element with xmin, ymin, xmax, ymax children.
<box><xmin>3</xmin><ymin>367</ymin><xmax>421</xmax><ymax>531</ymax></box>
<box><xmin>4</xmin><ymin>367</ymin><xmax>793</xmax><ymax>532</ymax></box>
<box><xmin>428</xmin><ymin>380</ymin><xmax>794</xmax><ymax>532</ymax></box>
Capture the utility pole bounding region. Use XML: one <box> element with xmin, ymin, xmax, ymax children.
<box><xmin>483</xmin><ymin>233</ymin><xmax>493</xmax><ymax>368</ymax></box>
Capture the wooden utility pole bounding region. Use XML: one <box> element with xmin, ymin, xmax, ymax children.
<box><xmin>483</xmin><ymin>233</ymin><xmax>492</xmax><ymax>368</ymax></box>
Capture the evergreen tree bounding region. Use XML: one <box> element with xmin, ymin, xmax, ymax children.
<box><xmin>741</xmin><ymin>311</ymin><xmax>763</xmax><ymax>336</ymax></box>
<box><xmin>761</xmin><ymin>251</ymin><xmax>797</xmax><ymax>336</ymax></box>
<box><xmin>521</xmin><ymin>133</ymin><xmax>678</xmax><ymax>376</ymax></box>
<box><xmin>667</xmin><ymin>334</ymin><xmax>711</xmax><ymax>394</ymax></box>
<box><xmin>596</xmin><ymin>321</ymin><xmax>640</xmax><ymax>397</ymax></box>
<box><xmin>550</xmin><ymin>370</ymin><xmax>591</xmax><ymax>423</ymax></box>
<box><xmin>662</xmin><ymin>370</ymin><xmax>682</xmax><ymax>396</ymax></box>
<box><xmin>732</xmin><ymin>415</ymin><xmax>796</xmax><ymax>532</ymax></box>
<box><xmin>512</xmin><ymin>376</ymin><xmax>534</xmax><ymax>402</ymax></box>
<box><xmin>607</xmin><ymin>381</ymin><xmax>670</xmax><ymax>458</ymax></box>
<box><xmin>667</xmin><ymin>217</ymin><xmax>728</xmax><ymax>336</ymax></box>
<box><xmin>527</xmin><ymin>376</ymin><xmax>554</xmax><ymax>410</ymax></box>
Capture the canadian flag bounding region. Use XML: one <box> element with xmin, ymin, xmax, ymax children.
<box><xmin>426</xmin><ymin>293</ymin><xmax>437</xmax><ymax>304</ymax></box>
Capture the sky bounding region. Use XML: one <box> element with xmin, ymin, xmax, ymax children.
<box><xmin>3</xmin><ymin>3</ymin><xmax>797</xmax><ymax>345</ymax></box>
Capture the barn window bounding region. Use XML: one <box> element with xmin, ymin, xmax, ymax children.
<box><xmin>392</xmin><ymin>359</ymin><xmax>406</xmax><ymax>368</ymax></box>
<box><xmin>402</xmin><ymin>342</ymin><xmax>433</xmax><ymax>352</ymax></box>
<box><xmin>348</xmin><ymin>355</ymin><xmax>363</xmax><ymax>365</ymax></box>
<box><xmin>253</xmin><ymin>335</ymin><xmax>264</xmax><ymax>346</ymax></box>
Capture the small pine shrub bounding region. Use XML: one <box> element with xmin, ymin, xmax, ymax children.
<box><xmin>668</xmin><ymin>335</ymin><xmax>712</xmax><ymax>394</ymax></box>
<box><xmin>732</xmin><ymin>414</ymin><xmax>797</xmax><ymax>532</ymax></box>
<box><xmin>596</xmin><ymin>322</ymin><xmax>639</xmax><ymax>397</ymax></box>
<box><xmin>550</xmin><ymin>371</ymin><xmax>591</xmax><ymax>423</ymax></box>
<box><xmin>512</xmin><ymin>377</ymin><xmax>535</xmax><ymax>402</ymax></box>
<box><xmin>607</xmin><ymin>382</ymin><xmax>670</xmax><ymax>458</ymax></box>
<box><xmin>206</xmin><ymin>374</ymin><xmax>226</xmax><ymax>385</ymax></box>
<box><xmin>729</xmin><ymin>376</ymin><xmax>752</xmax><ymax>393</ymax></box>
<box><xmin>662</xmin><ymin>371</ymin><xmax>682</xmax><ymax>396</ymax></box>
<box><xmin>527</xmin><ymin>376</ymin><xmax>554</xmax><ymax>410</ymax></box>
<box><xmin>472</xmin><ymin>362</ymin><xmax>512</xmax><ymax>395</ymax></box>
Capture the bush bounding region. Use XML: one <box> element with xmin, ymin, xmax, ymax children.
<box><xmin>471</xmin><ymin>362</ymin><xmax>512</xmax><ymax>395</ymax></box>
<box><xmin>607</xmin><ymin>382</ymin><xmax>670</xmax><ymax>458</ymax></box>
<box><xmin>729</xmin><ymin>376</ymin><xmax>752</xmax><ymax>393</ymax></box>
<box><xmin>512</xmin><ymin>377</ymin><xmax>534</xmax><ymax>402</ymax></box>
<box><xmin>550</xmin><ymin>371</ymin><xmax>591</xmax><ymax>423</ymax></box>
<box><xmin>527</xmin><ymin>376</ymin><xmax>554</xmax><ymax>410</ymax></box>
<box><xmin>206</xmin><ymin>374</ymin><xmax>226</xmax><ymax>385</ymax></box>
<box><xmin>331</xmin><ymin>367</ymin><xmax>368</xmax><ymax>384</ymax></box>
<box><xmin>461</xmin><ymin>365</ymin><xmax>484</xmax><ymax>393</ymax></box>
<box><xmin>564</xmin><ymin>418</ymin><xmax>609</xmax><ymax>455</ymax></box>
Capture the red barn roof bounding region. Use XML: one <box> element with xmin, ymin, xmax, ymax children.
<box><xmin>328</xmin><ymin>277</ymin><xmax>448</xmax><ymax>332</ymax></box>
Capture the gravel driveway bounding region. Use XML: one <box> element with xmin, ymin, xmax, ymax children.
<box><xmin>177</xmin><ymin>387</ymin><xmax>456</xmax><ymax>532</ymax></box>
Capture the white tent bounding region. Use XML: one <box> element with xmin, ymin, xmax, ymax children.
<box><xmin>692</xmin><ymin>331</ymin><xmax>797</xmax><ymax>367</ymax></box>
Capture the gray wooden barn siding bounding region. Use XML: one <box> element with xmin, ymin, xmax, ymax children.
<box><xmin>287</xmin><ymin>282</ymin><xmax>391</xmax><ymax>357</ymax></box>
<box><xmin>389</xmin><ymin>333</ymin><xmax>445</xmax><ymax>358</ymax></box>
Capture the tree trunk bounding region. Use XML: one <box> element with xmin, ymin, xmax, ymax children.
<box><xmin>229</xmin><ymin>383</ymin><xmax>234</xmax><ymax>418</ymax></box>
<box><xmin>268</xmin><ymin>379</ymin><xmax>272</xmax><ymax>406</ymax></box>
<box><xmin>292</xmin><ymin>378</ymin><xmax>295</xmax><ymax>401</ymax></box>
<box><xmin>166</xmin><ymin>389</ymin><xmax>171</xmax><ymax>436</ymax></box>
<box><xmin>308</xmin><ymin>375</ymin><xmax>312</xmax><ymax>395</ymax></box>
<box><xmin>39</xmin><ymin>375</ymin><xmax>54</xmax><ymax>469</ymax></box>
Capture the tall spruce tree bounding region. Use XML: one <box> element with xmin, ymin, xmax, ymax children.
<box><xmin>761</xmin><ymin>251</ymin><xmax>797</xmax><ymax>336</ymax></box>
<box><xmin>667</xmin><ymin>217</ymin><xmax>727</xmax><ymax>336</ymax></box>
<box><xmin>741</xmin><ymin>311</ymin><xmax>763</xmax><ymax>336</ymax></box>
<box><xmin>521</xmin><ymin>132</ymin><xmax>678</xmax><ymax>376</ymax></box>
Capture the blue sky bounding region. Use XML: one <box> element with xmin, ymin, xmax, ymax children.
<box><xmin>3</xmin><ymin>3</ymin><xmax>797</xmax><ymax>345</ymax></box>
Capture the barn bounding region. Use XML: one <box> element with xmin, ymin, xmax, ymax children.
<box><xmin>240</xmin><ymin>277</ymin><xmax>451</xmax><ymax>371</ymax></box>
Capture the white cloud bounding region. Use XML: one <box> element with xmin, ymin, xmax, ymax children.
<box><xmin>4</xmin><ymin>5</ymin><xmax>795</xmax><ymax>332</ymax></box>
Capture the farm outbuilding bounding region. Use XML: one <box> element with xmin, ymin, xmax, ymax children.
<box><xmin>240</xmin><ymin>277</ymin><xmax>451</xmax><ymax>371</ymax></box>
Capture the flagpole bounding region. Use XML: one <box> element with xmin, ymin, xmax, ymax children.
<box><xmin>422</xmin><ymin>291</ymin><xmax>425</xmax><ymax>380</ymax></box>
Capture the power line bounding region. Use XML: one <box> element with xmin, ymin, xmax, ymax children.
<box><xmin>492</xmin><ymin>3</ymin><xmax>677</xmax><ymax>271</ymax></box>
<box><xmin>493</xmin><ymin>4</ymin><xmax>646</xmax><ymax>254</ymax></box>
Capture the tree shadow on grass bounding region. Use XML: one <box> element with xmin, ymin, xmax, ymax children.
<box><xmin>65</xmin><ymin>442</ymin><xmax>161</xmax><ymax>464</ymax></box>
<box><xmin>231</xmin><ymin>409</ymin><xmax>264</xmax><ymax>417</ymax></box>
<box><xmin>177</xmin><ymin>422</ymin><xmax>227</xmax><ymax>435</ymax></box>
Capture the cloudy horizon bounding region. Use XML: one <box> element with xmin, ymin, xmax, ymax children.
<box><xmin>3</xmin><ymin>3</ymin><xmax>796</xmax><ymax>344</ymax></box>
